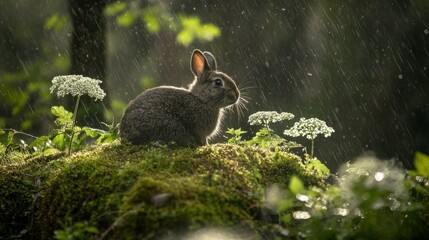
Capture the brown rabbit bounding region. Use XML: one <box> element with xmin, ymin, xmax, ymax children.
<box><xmin>120</xmin><ymin>49</ymin><xmax>240</xmax><ymax>146</ymax></box>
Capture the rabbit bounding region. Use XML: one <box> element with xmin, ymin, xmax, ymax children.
<box><xmin>120</xmin><ymin>49</ymin><xmax>240</xmax><ymax>146</ymax></box>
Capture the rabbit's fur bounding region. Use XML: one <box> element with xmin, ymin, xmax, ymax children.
<box><xmin>120</xmin><ymin>49</ymin><xmax>240</xmax><ymax>146</ymax></box>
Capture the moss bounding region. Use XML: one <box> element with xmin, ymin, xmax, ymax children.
<box><xmin>0</xmin><ymin>142</ymin><xmax>328</xmax><ymax>239</ymax></box>
<box><xmin>0</xmin><ymin>149</ymin><xmax>64</xmax><ymax>237</ymax></box>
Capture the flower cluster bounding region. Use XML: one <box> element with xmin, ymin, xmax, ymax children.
<box><xmin>50</xmin><ymin>75</ymin><xmax>106</xmax><ymax>101</ymax></box>
<box><xmin>248</xmin><ymin>111</ymin><xmax>295</xmax><ymax>126</ymax></box>
<box><xmin>284</xmin><ymin>117</ymin><xmax>334</xmax><ymax>140</ymax></box>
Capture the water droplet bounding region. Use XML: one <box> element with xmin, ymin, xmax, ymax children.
<box><xmin>398</xmin><ymin>74</ymin><xmax>403</xmax><ymax>79</ymax></box>
<box><xmin>374</xmin><ymin>172</ymin><xmax>385</xmax><ymax>181</ymax></box>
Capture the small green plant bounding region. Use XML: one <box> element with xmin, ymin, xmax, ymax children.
<box><xmin>48</xmin><ymin>106</ymin><xmax>118</xmax><ymax>152</ymax></box>
<box><xmin>225</xmin><ymin>128</ymin><xmax>247</xmax><ymax>144</ymax></box>
<box><xmin>224</xmin><ymin>111</ymin><xmax>333</xmax><ymax>179</ymax></box>
<box><xmin>247</xmin><ymin>111</ymin><xmax>296</xmax><ymax>148</ymax></box>
<box><xmin>0</xmin><ymin>75</ymin><xmax>119</xmax><ymax>156</ymax></box>
<box><xmin>0</xmin><ymin>128</ymin><xmax>39</xmax><ymax>154</ymax></box>
<box><xmin>0</xmin><ymin>108</ymin><xmax>119</xmax><ymax>157</ymax></box>
<box><xmin>284</xmin><ymin>117</ymin><xmax>334</xmax><ymax>158</ymax></box>
<box><xmin>224</xmin><ymin>111</ymin><xmax>335</xmax><ymax>156</ymax></box>
<box><xmin>50</xmin><ymin>75</ymin><xmax>106</xmax><ymax>155</ymax></box>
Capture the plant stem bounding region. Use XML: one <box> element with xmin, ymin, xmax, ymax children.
<box><xmin>68</xmin><ymin>95</ymin><xmax>81</xmax><ymax>155</ymax></box>
<box><xmin>0</xmin><ymin>128</ymin><xmax>38</xmax><ymax>139</ymax></box>
<box><xmin>264</xmin><ymin>121</ymin><xmax>271</xmax><ymax>137</ymax></box>
<box><xmin>310</xmin><ymin>138</ymin><xmax>314</xmax><ymax>159</ymax></box>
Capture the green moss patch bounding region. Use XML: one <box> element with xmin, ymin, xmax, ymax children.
<box><xmin>0</xmin><ymin>142</ymin><xmax>328</xmax><ymax>239</ymax></box>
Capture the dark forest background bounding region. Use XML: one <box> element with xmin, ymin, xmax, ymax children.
<box><xmin>1</xmin><ymin>0</ymin><xmax>428</xmax><ymax>170</ymax></box>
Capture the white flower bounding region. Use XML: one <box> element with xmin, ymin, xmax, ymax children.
<box><xmin>284</xmin><ymin>117</ymin><xmax>334</xmax><ymax>140</ymax></box>
<box><xmin>248</xmin><ymin>111</ymin><xmax>295</xmax><ymax>126</ymax></box>
<box><xmin>50</xmin><ymin>75</ymin><xmax>106</xmax><ymax>101</ymax></box>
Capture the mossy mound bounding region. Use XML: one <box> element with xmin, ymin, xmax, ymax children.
<box><xmin>0</xmin><ymin>142</ymin><xmax>328</xmax><ymax>239</ymax></box>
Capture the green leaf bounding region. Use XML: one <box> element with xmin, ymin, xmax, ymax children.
<box><xmin>289</xmin><ymin>175</ymin><xmax>305</xmax><ymax>194</ymax></box>
<box><xmin>180</xmin><ymin>15</ymin><xmax>200</xmax><ymax>28</ymax></box>
<box><xmin>44</xmin><ymin>13</ymin><xmax>68</xmax><ymax>31</ymax></box>
<box><xmin>226</xmin><ymin>128</ymin><xmax>235</xmax><ymax>135</ymax></box>
<box><xmin>85</xmin><ymin>226</ymin><xmax>99</xmax><ymax>234</ymax></box>
<box><xmin>97</xmin><ymin>133</ymin><xmax>117</xmax><ymax>144</ymax></box>
<box><xmin>198</xmin><ymin>23</ymin><xmax>221</xmax><ymax>41</ymax></box>
<box><xmin>53</xmin><ymin>55</ymin><xmax>71</xmax><ymax>72</ymax></box>
<box><xmin>51</xmin><ymin>106</ymin><xmax>70</xmax><ymax>117</ymax></box>
<box><xmin>176</xmin><ymin>29</ymin><xmax>194</xmax><ymax>46</ymax></box>
<box><xmin>44</xmin><ymin>13</ymin><xmax>59</xmax><ymax>29</ymax></box>
<box><xmin>176</xmin><ymin>16</ymin><xmax>220</xmax><ymax>45</ymax></box>
<box><xmin>51</xmin><ymin>106</ymin><xmax>73</xmax><ymax>127</ymax></box>
<box><xmin>52</xmin><ymin>133</ymin><xmax>67</xmax><ymax>150</ymax></box>
<box><xmin>415</xmin><ymin>152</ymin><xmax>429</xmax><ymax>177</ymax></box>
<box><xmin>29</xmin><ymin>136</ymin><xmax>50</xmax><ymax>149</ymax></box>
<box><xmin>73</xmin><ymin>132</ymin><xmax>88</xmax><ymax>149</ymax></box>
<box><xmin>308</xmin><ymin>158</ymin><xmax>330</xmax><ymax>174</ymax></box>
<box><xmin>281</xmin><ymin>214</ymin><xmax>292</xmax><ymax>224</ymax></box>
<box><xmin>12</xmin><ymin>92</ymin><xmax>29</xmax><ymax>115</ymax></box>
<box><xmin>139</xmin><ymin>75</ymin><xmax>155</xmax><ymax>89</ymax></box>
<box><xmin>256</xmin><ymin>127</ymin><xmax>270</xmax><ymax>137</ymax></box>
<box><xmin>117</xmin><ymin>12</ymin><xmax>136</xmax><ymax>27</ymax></box>
<box><xmin>0</xmin><ymin>129</ymin><xmax>5</xmax><ymax>135</ymax></box>
<box><xmin>53</xmin><ymin>230</ymin><xmax>69</xmax><ymax>240</ymax></box>
<box><xmin>141</xmin><ymin>8</ymin><xmax>161</xmax><ymax>33</ymax></box>
<box><xmin>235</xmin><ymin>128</ymin><xmax>247</xmax><ymax>135</ymax></box>
<box><xmin>105</xmin><ymin>2</ymin><xmax>127</xmax><ymax>16</ymax></box>
<box><xmin>278</xmin><ymin>198</ymin><xmax>294</xmax><ymax>212</ymax></box>
<box><xmin>7</xmin><ymin>132</ymin><xmax>14</xmax><ymax>145</ymax></box>
<box><xmin>226</xmin><ymin>128</ymin><xmax>247</xmax><ymax>136</ymax></box>
<box><xmin>82</xmin><ymin>127</ymin><xmax>105</xmax><ymax>138</ymax></box>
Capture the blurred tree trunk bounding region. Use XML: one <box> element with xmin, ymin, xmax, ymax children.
<box><xmin>68</xmin><ymin>0</ymin><xmax>109</xmax><ymax>127</ymax></box>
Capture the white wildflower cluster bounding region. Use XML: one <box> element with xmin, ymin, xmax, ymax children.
<box><xmin>284</xmin><ymin>117</ymin><xmax>334</xmax><ymax>140</ymax></box>
<box><xmin>248</xmin><ymin>111</ymin><xmax>295</xmax><ymax>126</ymax></box>
<box><xmin>50</xmin><ymin>75</ymin><xmax>106</xmax><ymax>101</ymax></box>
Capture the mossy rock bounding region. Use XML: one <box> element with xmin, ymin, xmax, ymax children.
<box><xmin>0</xmin><ymin>142</ymin><xmax>328</xmax><ymax>239</ymax></box>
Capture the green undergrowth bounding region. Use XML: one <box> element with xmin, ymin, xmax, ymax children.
<box><xmin>0</xmin><ymin>142</ymin><xmax>328</xmax><ymax>239</ymax></box>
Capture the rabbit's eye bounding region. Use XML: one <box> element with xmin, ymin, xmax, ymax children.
<box><xmin>214</xmin><ymin>79</ymin><xmax>223</xmax><ymax>86</ymax></box>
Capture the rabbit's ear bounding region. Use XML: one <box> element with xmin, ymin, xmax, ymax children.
<box><xmin>203</xmin><ymin>51</ymin><xmax>217</xmax><ymax>70</ymax></box>
<box><xmin>191</xmin><ymin>49</ymin><xmax>209</xmax><ymax>79</ymax></box>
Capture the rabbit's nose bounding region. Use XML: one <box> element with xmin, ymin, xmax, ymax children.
<box><xmin>226</xmin><ymin>90</ymin><xmax>239</xmax><ymax>103</ymax></box>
